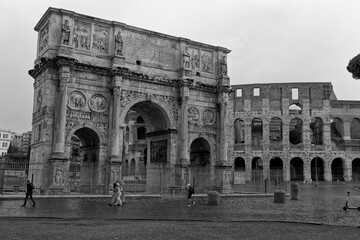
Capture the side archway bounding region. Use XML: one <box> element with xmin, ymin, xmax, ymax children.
<box><xmin>68</xmin><ymin>127</ymin><xmax>101</xmax><ymax>193</ymax></box>
<box><xmin>233</xmin><ymin>157</ymin><xmax>245</xmax><ymax>185</ymax></box>
<box><xmin>290</xmin><ymin>157</ymin><xmax>304</xmax><ymax>181</ymax></box>
<box><xmin>270</xmin><ymin>157</ymin><xmax>283</xmax><ymax>183</ymax></box>
<box><xmin>190</xmin><ymin>138</ymin><xmax>211</xmax><ymax>193</ymax></box>
<box><xmin>311</xmin><ymin>157</ymin><xmax>324</xmax><ymax>181</ymax></box>
<box><xmin>331</xmin><ymin>158</ymin><xmax>344</xmax><ymax>181</ymax></box>
<box><xmin>352</xmin><ymin>158</ymin><xmax>360</xmax><ymax>181</ymax></box>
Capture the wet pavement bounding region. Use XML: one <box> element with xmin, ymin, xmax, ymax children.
<box><xmin>1</xmin><ymin>182</ymin><xmax>360</xmax><ymax>227</ymax></box>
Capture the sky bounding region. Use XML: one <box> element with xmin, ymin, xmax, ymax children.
<box><xmin>1</xmin><ymin>0</ymin><xmax>360</xmax><ymax>133</ymax></box>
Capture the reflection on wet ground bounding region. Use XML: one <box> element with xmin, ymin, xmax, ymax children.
<box><xmin>1</xmin><ymin>182</ymin><xmax>360</xmax><ymax>227</ymax></box>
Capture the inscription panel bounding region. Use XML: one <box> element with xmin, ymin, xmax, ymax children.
<box><xmin>123</xmin><ymin>31</ymin><xmax>179</xmax><ymax>68</ymax></box>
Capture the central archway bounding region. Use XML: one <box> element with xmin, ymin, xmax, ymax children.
<box><xmin>121</xmin><ymin>100</ymin><xmax>174</xmax><ymax>194</ymax></box>
<box><xmin>190</xmin><ymin>138</ymin><xmax>211</xmax><ymax>193</ymax></box>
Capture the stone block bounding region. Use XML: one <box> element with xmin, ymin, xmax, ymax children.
<box><xmin>274</xmin><ymin>189</ymin><xmax>286</xmax><ymax>203</ymax></box>
<box><xmin>207</xmin><ymin>191</ymin><xmax>220</xmax><ymax>205</ymax></box>
<box><xmin>291</xmin><ymin>183</ymin><xmax>299</xmax><ymax>200</ymax></box>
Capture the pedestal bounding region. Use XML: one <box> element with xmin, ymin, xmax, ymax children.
<box><xmin>48</xmin><ymin>158</ymin><xmax>70</xmax><ymax>194</ymax></box>
<box><xmin>214</xmin><ymin>165</ymin><xmax>232</xmax><ymax>193</ymax></box>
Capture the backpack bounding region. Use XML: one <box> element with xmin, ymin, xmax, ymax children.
<box><xmin>190</xmin><ymin>187</ymin><xmax>195</xmax><ymax>194</ymax></box>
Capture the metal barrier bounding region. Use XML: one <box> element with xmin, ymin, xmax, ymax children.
<box><xmin>1</xmin><ymin>159</ymin><xmax>357</xmax><ymax>196</ymax></box>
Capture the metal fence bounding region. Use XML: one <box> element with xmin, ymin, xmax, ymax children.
<box><xmin>1</xmin><ymin>157</ymin><xmax>359</xmax><ymax>196</ymax></box>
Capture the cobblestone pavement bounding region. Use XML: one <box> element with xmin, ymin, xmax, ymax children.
<box><xmin>1</xmin><ymin>182</ymin><xmax>360</xmax><ymax>239</ymax></box>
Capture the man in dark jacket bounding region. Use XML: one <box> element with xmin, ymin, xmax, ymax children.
<box><xmin>21</xmin><ymin>180</ymin><xmax>36</xmax><ymax>207</ymax></box>
<box><xmin>187</xmin><ymin>183</ymin><xmax>195</xmax><ymax>206</ymax></box>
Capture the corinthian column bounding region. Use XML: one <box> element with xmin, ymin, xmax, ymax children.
<box><xmin>218</xmin><ymin>91</ymin><xmax>229</xmax><ymax>165</ymax></box>
<box><xmin>109</xmin><ymin>75</ymin><xmax>123</xmax><ymax>162</ymax></box>
<box><xmin>179</xmin><ymin>84</ymin><xmax>190</xmax><ymax>166</ymax></box>
<box><xmin>52</xmin><ymin>65</ymin><xmax>70</xmax><ymax>158</ymax></box>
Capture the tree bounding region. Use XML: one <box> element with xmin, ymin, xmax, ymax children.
<box><xmin>7</xmin><ymin>143</ymin><xmax>20</xmax><ymax>154</ymax></box>
<box><xmin>347</xmin><ymin>54</ymin><xmax>360</xmax><ymax>79</ymax></box>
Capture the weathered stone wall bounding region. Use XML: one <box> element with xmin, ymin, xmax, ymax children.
<box><xmin>230</xmin><ymin>82</ymin><xmax>360</xmax><ymax>182</ymax></box>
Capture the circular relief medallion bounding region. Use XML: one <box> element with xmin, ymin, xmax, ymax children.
<box><xmin>188</xmin><ymin>107</ymin><xmax>200</xmax><ymax>123</ymax></box>
<box><xmin>67</xmin><ymin>91</ymin><xmax>86</xmax><ymax>110</ymax></box>
<box><xmin>202</xmin><ymin>109</ymin><xmax>215</xmax><ymax>125</ymax></box>
<box><xmin>89</xmin><ymin>94</ymin><xmax>108</xmax><ymax>112</ymax></box>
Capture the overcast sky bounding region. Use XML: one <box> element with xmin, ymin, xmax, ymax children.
<box><xmin>1</xmin><ymin>0</ymin><xmax>360</xmax><ymax>133</ymax></box>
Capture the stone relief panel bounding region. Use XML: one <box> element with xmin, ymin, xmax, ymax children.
<box><xmin>188</xmin><ymin>107</ymin><xmax>200</xmax><ymax>123</ymax></box>
<box><xmin>89</xmin><ymin>94</ymin><xmax>108</xmax><ymax>112</ymax></box>
<box><xmin>200</xmin><ymin>50</ymin><xmax>213</xmax><ymax>74</ymax></box>
<box><xmin>39</xmin><ymin>23</ymin><xmax>49</xmax><ymax>53</ymax></box>
<box><xmin>73</xmin><ymin>22</ymin><xmax>91</xmax><ymax>50</ymax></box>
<box><xmin>120</xmin><ymin>90</ymin><xmax>146</xmax><ymax>107</ymax></box>
<box><xmin>36</xmin><ymin>89</ymin><xmax>43</xmax><ymax>112</ymax></box>
<box><xmin>66</xmin><ymin>120</ymin><xmax>79</xmax><ymax>131</ymax></box>
<box><xmin>123</xmin><ymin>31</ymin><xmax>179</xmax><ymax>68</ymax></box>
<box><xmin>110</xmin><ymin>165</ymin><xmax>121</xmax><ymax>183</ymax></box>
<box><xmin>202</xmin><ymin>109</ymin><xmax>216</xmax><ymax>125</ymax></box>
<box><xmin>92</xmin><ymin>26</ymin><xmax>109</xmax><ymax>53</ymax></box>
<box><xmin>153</xmin><ymin>94</ymin><xmax>178</xmax><ymax>121</ymax></box>
<box><xmin>188</xmin><ymin>47</ymin><xmax>200</xmax><ymax>70</ymax></box>
<box><xmin>189</xmin><ymin>122</ymin><xmax>216</xmax><ymax>133</ymax></box>
<box><xmin>53</xmin><ymin>163</ymin><xmax>66</xmax><ymax>186</ymax></box>
<box><xmin>67</xmin><ymin>91</ymin><xmax>86</xmax><ymax>110</ymax></box>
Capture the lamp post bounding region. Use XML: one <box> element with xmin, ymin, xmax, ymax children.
<box><xmin>311</xmin><ymin>118</ymin><xmax>320</xmax><ymax>187</ymax></box>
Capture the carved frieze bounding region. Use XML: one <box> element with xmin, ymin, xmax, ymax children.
<box><xmin>89</xmin><ymin>94</ymin><xmax>108</xmax><ymax>112</ymax></box>
<box><xmin>67</xmin><ymin>91</ymin><xmax>86</xmax><ymax>110</ymax></box>
<box><xmin>188</xmin><ymin>107</ymin><xmax>200</xmax><ymax>123</ymax></box>
<box><xmin>66</xmin><ymin>109</ymin><xmax>91</xmax><ymax>120</ymax></box>
<box><xmin>92</xmin><ymin>26</ymin><xmax>109</xmax><ymax>53</ymax></box>
<box><xmin>189</xmin><ymin>122</ymin><xmax>216</xmax><ymax>133</ymax></box>
<box><xmin>39</xmin><ymin>23</ymin><xmax>49</xmax><ymax>53</ymax></box>
<box><xmin>73</xmin><ymin>22</ymin><xmax>91</xmax><ymax>50</ymax></box>
<box><xmin>201</xmin><ymin>50</ymin><xmax>213</xmax><ymax>74</ymax></box>
<box><xmin>66</xmin><ymin>109</ymin><xmax>108</xmax><ymax>121</ymax></box>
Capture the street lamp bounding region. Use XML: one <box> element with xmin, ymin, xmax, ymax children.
<box><xmin>310</xmin><ymin>118</ymin><xmax>320</xmax><ymax>187</ymax></box>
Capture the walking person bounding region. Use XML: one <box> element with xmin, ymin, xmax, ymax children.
<box><xmin>109</xmin><ymin>182</ymin><xmax>122</xmax><ymax>206</ymax></box>
<box><xmin>186</xmin><ymin>183</ymin><xmax>195</xmax><ymax>206</ymax></box>
<box><xmin>21</xmin><ymin>180</ymin><xmax>36</xmax><ymax>207</ymax></box>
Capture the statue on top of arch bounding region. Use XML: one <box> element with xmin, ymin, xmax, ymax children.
<box><xmin>218</xmin><ymin>55</ymin><xmax>228</xmax><ymax>77</ymax></box>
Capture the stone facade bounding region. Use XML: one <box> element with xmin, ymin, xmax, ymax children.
<box><xmin>28</xmin><ymin>8</ymin><xmax>231</xmax><ymax>194</ymax></box>
<box><xmin>230</xmin><ymin>83</ymin><xmax>360</xmax><ymax>184</ymax></box>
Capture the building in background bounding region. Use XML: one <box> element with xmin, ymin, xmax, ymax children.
<box><xmin>20</xmin><ymin>131</ymin><xmax>32</xmax><ymax>154</ymax></box>
<box><xmin>0</xmin><ymin>129</ymin><xmax>13</xmax><ymax>156</ymax></box>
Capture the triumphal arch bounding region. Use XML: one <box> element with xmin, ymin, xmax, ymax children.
<box><xmin>28</xmin><ymin>8</ymin><xmax>232</xmax><ymax>194</ymax></box>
